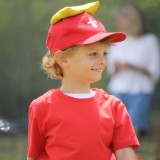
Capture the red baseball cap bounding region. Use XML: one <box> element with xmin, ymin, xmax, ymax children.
<box><xmin>46</xmin><ymin>9</ymin><xmax>126</xmax><ymax>56</ymax></box>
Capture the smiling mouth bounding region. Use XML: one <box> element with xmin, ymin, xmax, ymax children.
<box><xmin>91</xmin><ymin>68</ymin><xmax>103</xmax><ymax>72</ymax></box>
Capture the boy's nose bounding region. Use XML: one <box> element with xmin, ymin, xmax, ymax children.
<box><xmin>99</xmin><ymin>55</ymin><xmax>107</xmax><ymax>66</ymax></box>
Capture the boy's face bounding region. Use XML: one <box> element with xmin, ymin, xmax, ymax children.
<box><xmin>64</xmin><ymin>42</ymin><xmax>107</xmax><ymax>84</ymax></box>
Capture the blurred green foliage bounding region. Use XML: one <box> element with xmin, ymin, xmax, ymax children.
<box><xmin>0</xmin><ymin>0</ymin><xmax>159</xmax><ymax>119</ymax></box>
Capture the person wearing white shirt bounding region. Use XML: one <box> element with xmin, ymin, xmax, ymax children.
<box><xmin>107</xmin><ymin>3</ymin><xmax>160</xmax><ymax>137</ymax></box>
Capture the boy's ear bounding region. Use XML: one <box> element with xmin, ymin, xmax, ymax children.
<box><xmin>54</xmin><ymin>50</ymin><xmax>68</xmax><ymax>67</ymax></box>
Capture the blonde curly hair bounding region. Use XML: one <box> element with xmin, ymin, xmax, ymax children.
<box><xmin>42</xmin><ymin>46</ymin><xmax>78</xmax><ymax>79</ymax></box>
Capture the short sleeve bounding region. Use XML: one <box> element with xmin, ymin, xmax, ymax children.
<box><xmin>27</xmin><ymin>100</ymin><xmax>45</xmax><ymax>158</ymax></box>
<box><xmin>112</xmin><ymin>101</ymin><xmax>140</xmax><ymax>151</ymax></box>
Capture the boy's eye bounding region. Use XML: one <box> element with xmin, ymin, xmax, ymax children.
<box><xmin>104</xmin><ymin>52</ymin><xmax>107</xmax><ymax>56</ymax></box>
<box><xmin>89</xmin><ymin>52</ymin><xmax>98</xmax><ymax>56</ymax></box>
<box><xmin>89</xmin><ymin>52</ymin><xmax>107</xmax><ymax>57</ymax></box>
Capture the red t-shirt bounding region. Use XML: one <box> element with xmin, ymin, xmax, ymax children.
<box><xmin>27</xmin><ymin>88</ymin><xmax>139</xmax><ymax>160</ymax></box>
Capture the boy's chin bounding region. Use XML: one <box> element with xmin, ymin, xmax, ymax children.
<box><xmin>91</xmin><ymin>77</ymin><xmax>102</xmax><ymax>83</ymax></box>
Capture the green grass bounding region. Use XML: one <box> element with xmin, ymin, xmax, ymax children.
<box><xmin>138</xmin><ymin>136</ymin><xmax>157</xmax><ymax>160</ymax></box>
<box><xmin>0</xmin><ymin>135</ymin><xmax>27</xmax><ymax>160</ymax></box>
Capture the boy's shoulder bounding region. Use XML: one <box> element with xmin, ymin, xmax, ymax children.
<box><xmin>36</xmin><ymin>89</ymin><xmax>56</xmax><ymax>102</ymax></box>
<box><xmin>29</xmin><ymin>89</ymin><xmax>57</xmax><ymax>110</ymax></box>
<box><xmin>95</xmin><ymin>88</ymin><xmax>123</xmax><ymax>105</ymax></box>
<box><xmin>96</xmin><ymin>88</ymin><xmax>120</xmax><ymax>99</ymax></box>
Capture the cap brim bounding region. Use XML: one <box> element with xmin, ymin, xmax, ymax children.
<box><xmin>76</xmin><ymin>32</ymin><xmax>126</xmax><ymax>45</ymax></box>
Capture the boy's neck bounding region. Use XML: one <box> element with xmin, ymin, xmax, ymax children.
<box><xmin>60</xmin><ymin>83</ymin><xmax>92</xmax><ymax>94</ymax></box>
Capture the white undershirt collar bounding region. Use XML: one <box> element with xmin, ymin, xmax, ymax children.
<box><xmin>64</xmin><ymin>90</ymin><xmax>96</xmax><ymax>99</ymax></box>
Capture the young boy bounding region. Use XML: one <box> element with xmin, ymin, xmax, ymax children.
<box><xmin>27</xmin><ymin>1</ymin><xmax>139</xmax><ymax>160</ymax></box>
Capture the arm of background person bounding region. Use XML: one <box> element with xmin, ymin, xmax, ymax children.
<box><xmin>114</xmin><ymin>61</ymin><xmax>150</xmax><ymax>76</ymax></box>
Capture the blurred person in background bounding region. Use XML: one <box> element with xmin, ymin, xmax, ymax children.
<box><xmin>106</xmin><ymin>3</ymin><xmax>160</xmax><ymax>138</ymax></box>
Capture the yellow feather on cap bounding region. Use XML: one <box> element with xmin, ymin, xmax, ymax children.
<box><xmin>50</xmin><ymin>1</ymin><xmax>100</xmax><ymax>24</ymax></box>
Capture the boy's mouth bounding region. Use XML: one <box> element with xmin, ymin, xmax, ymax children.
<box><xmin>91</xmin><ymin>68</ymin><xmax>103</xmax><ymax>72</ymax></box>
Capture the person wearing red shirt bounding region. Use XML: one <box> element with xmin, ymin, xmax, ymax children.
<box><xmin>27</xmin><ymin>1</ymin><xmax>139</xmax><ymax>160</ymax></box>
